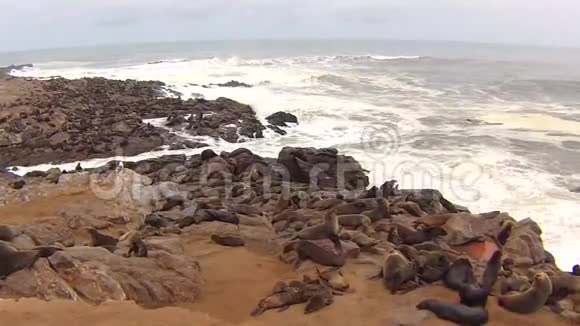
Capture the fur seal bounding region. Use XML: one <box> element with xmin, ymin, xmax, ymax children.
<box><xmin>86</xmin><ymin>228</ymin><xmax>118</xmax><ymax>252</ymax></box>
<box><xmin>370</xmin><ymin>249</ymin><xmax>418</xmax><ymax>294</ymax></box>
<box><xmin>127</xmin><ymin>233</ymin><xmax>148</xmax><ymax>258</ymax></box>
<box><xmin>291</xmin><ymin>209</ymin><xmax>340</xmax><ymax>248</ymax></box>
<box><xmin>316</xmin><ymin>267</ymin><xmax>349</xmax><ymax>291</ymax></box>
<box><xmin>0</xmin><ymin>242</ymin><xmax>62</xmax><ymax>278</ymax></box>
<box><xmin>310</xmin><ymin>197</ymin><xmax>344</xmax><ymax>211</ymax></box>
<box><xmin>496</xmin><ymin>220</ymin><xmax>515</xmax><ymax>246</ymax></box>
<box><xmin>444</xmin><ymin>257</ymin><xmax>476</xmax><ymax>291</ymax></box>
<box><xmin>211</xmin><ymin>234</ymin><xmax>245</xmax><ymax>247</ymax></box>
<box><xmin>284</xmin><ymin>240</ymin><xmax>346</xmax><ymax>268</ymax></box>
<box><xmin>0</xmin><ymin>225</ymin><xmax>18</xmax><ymax>242</ymax></box>
<box><xmin>333</xmin><ymin>200</ymin><xmax>369</xmax><ymax>215</ymax></box>
<box><xmin>413</xmin><ymin>213</ymin><xmax>454</xmax><ymax>228</ymax></box>
<box><xmin>417</xmin><ymin>252</ymin><xmax>451</xmax><ymax>283</ymax></box>
<box><xmin>251</xmin><ymin>286</ymin><xmax>305</xmax><ymax>316</ymax></box>
<box><xmin>480</xmin><ymin>250</ymin><xmax>502</xmax><ymax>291</ymax></box>
<box><xmin>362</xmin><ymin>198</ymin><xmax>390</xmax><ymax>222</ymax></box>
<box><xmin>396</xmin><ymin>201</ymin><xmax>425</xmax><ymax>217</ymax></box>
<box><xmin>389</xmin><ymin>224</ymin><xmax>447</xmax><ymax>245</ymax></box>
<box><xmin>337</xmin><ymin>214</ymin><xmax>371</xmax><ymax>228</ymax></box>
<box><xmin>228</xmin><ymin>204</ymin><xmax>261</xmax><ymax>216</ymax></box>
<box><xmin>417</xmin><ymin>299</ymin><xmax>489</xmax><ymax>326</ymax></box>
<box><xmin>498</xmin><ymin>272</ymin><xmax>553</xmax><ymax>314</ymax></box>
<box><xmin>304</xmin><ymin>292</ymin><xmax>334</xmax><ymax>314</ymax></box>
<box><xmin>339</xmin><ymin>230</ymin><xmax>378</xmax><ymax>248</ymax></box>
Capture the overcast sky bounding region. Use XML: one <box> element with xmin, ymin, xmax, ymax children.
<box><xmin>1</xmin><ymin>0</ymin><xmax>579</xmax><ymax>52</ymax></box>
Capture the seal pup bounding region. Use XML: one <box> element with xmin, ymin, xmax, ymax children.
<box><xmin>211</xmin><ymin>234</ymin><xmax>245</xmax><ymax>247</ymax></box>
<box><xmin>251</xmin><ymin>286</ymin><xmax>305</xmax><ymax>316</ymax></box>
<box><xmin>283</xmin><ymin>240</ymin><xmax>346</xmax><ymax>269</ymax></box>
<box><xmin>370</xmin><ymin>249</ymin><xmax>418</xmax><ymax>294</ymax></box>
<box><xmin>498</xmin><ymin>272</ymin><xmax>553</xmax><ymax>314</ymax></box>
<box><xmin>0</xmin><ymin>242</ymin><xmax>62</xmax><ymax>278</ymax></box>
<box><xmin>304</xmin><ymin>292</ymin><xmax>334</xmax><ymax>314</ymax></box>
<box><xmin>417</xmin><ymin>299</ymin><xmax>489</xmax><ymax>326</ymax></box>
<box><xmin>127</xmin><ymin>234</ymin><xmax>148</xmax><ymax>258</ymax></box>
<box><xmin>316</xmin><ymin>267</ymin><xmax>349</xmax><ymax>292</ymax></box>
<box><xmin>362</xmin><ymin>198</ymin><xmax>391</xmax><ymax>222</ymax></box>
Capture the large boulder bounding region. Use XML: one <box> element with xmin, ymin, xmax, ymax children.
<box><xmin>19</xmin><ymin>246</ymin><xmax>206</xmax><ymax>306</ymax></box>
<box><xmin>277</xmin><ymin>147</ymin><xmax>369</xmax><ymax>190</ymax></box>
<box><xmin>503</xmin><ymin>218</ymin><xmax>547</xmax><ymax>267</ymax></box>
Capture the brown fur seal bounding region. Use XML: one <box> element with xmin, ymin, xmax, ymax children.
<box><xmin>362</xmin><ymin>198</ymin><xmax>390</xmax><ymax>222</ymax></box>
<box><xmin>396</xmin><ymin>201</ymin><xmax>425</xmax><ymax>217</ymax></box>
<box><xmin>333</xmin><ymin>200</ymin><xmax>369</xmax><ymax>215</ymax></box>
<box><xmin>316</xmin><ymin>267</ymin><xmax>349</xmax><ymax>291</ymax></box>
<box><xmin>0</xmin><ymin>242</ymin><xmax>62</xmax><ymax>278</ymax></box>
<box><xmin>251</xmin><ymin>286</ymin><xmax>305</xmax><ymax>316</ymax></box>
<box><xmin>310</xmin><ymin>198</ymin><xmax>344</xmax><ymax>211</ymax></box>
<box><xmin>0</xmin><ymin>225</ymin><xmax>18</xmax><ymax>242</ymax></box>
<box><xmin>413</xmin><ymin>213</ymin><xmax>454</xmax><ymax>228</ymax></box>
<box><xmin>291</xmin><ymin>209</ymin><xmax>340</xmax><ymax>248</ymax></box>
<box><xmin>444</xmin><ymin>257</ymin><xmax>476</xmax><ymax>291</ymax></box>
<box><xmin>211</xmin><ymin>234</ymin><xmax>245</xmax><ymax>247</ymax></box>
<box><xmin>498</xmin><ymin>272</ymin><xmax>553</xmax><ymax>314</ymax></box>
<box><xmin>127</xmin><ymin>237</ymin><xmax>148</xmax><ymax>258</ymax></box>
<box><xmin>284</xmin><ymin>240</ymin><xmax>345</xmax><ymax>268</ymax></box>
<box><xmin>388</xmin><ymin>224</ymin><xmax>447</xmax><ymax>245</ymax></box>
<box><xmin>337</xmin><ymin>214</ymin><xmax>371</xmax><ymax>228</ymax></box>
<box><xmin>86</xmin><ymin>228</ymin><xmax>118</xmax><ymax>252</ymax></box>
<box><xmin>480</xmin><ymin>250</ymin><xmax>502</xmax><ymax>291</ymax></box>
<box><xmin>417</xmin><ymin>299</ymin><xmax>489</xmax><ymax>325</ymax></box>
<box><xmin>304</xmin><ymin>292</ymin><xmax>334</xmax><ymax>314</ymax></box>
<box><xmin>370</xmin><ymin>249</ymin><xmax>418</xmax><ymax>294</ymax></box>
<box><xmin>339</xmin><ymin>230</ymin><xmax>378</xmax><ymax>248</ymax></box>
<box><xmin>228</xmin><ymin>204</ymin><xmax>261</xmax><ymax>216</ymax></box>
<box><xmin>496</xmin><ymin>220</ymin><xmax>515</xmax><ymax>246</ymax></box>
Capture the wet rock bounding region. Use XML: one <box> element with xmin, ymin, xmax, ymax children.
<box><xmin>277</xmin><ymin>147</ymin><xmax>368</xmax><ymax>190</ymax></box>
<box><xmin>209</xmin><ymin>80</ymin><xmax>253</xmax><ymax>88</ymax></box>
<box><xmin>266</xmin><ymin>111</ymin><xmax>298</xmax><ymax>127</ymax></box>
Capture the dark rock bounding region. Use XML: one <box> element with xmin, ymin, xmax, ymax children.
<box><xmin>267</xmin><ymin>125</ymin><xmax>287</xmax><ymax>135</ymax></box>
<box><xmin>9</xmin><ymin>179</ymin><xmax>26</xmax><ymax>189</ymax></box>
<box><xmin>266</xmin><ymin>111</ymin><xmax>298</xmax><ymax>127</ymax></box>
<box><xmin>209</xmin><ymin>80</ymin><xmax>253</xmax><ymax>88</ymax></box>
<box><xmin>277</xmin><ymin>147</ymin><xmax>368</xmax><ymax>190</ymax></box>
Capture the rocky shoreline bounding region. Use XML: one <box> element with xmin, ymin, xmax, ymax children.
<box><xmin>0</xmin><ymin>73</ymin><xmax>578</xmax><ymax>325</ymax></box>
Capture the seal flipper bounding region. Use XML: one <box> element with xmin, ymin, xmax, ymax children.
<box><xmin>250</xmin><ymin>304</ymin><xmax>266</xmax><ymax>316</ymax></box>
<box><xmin>277</xmin><ymin>305</ymin><xmax>290</xmax><ymax>312</ymax></box>
<box><xmin>368</xmin><ymin>269</ymin><xmax>383</xmax><ymax>280</ymax></box>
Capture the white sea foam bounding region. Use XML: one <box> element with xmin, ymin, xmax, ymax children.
<box><xmin>9</xmin><ymin>55</ymin><xmax>580</xmax><ymax>271</ymax></box>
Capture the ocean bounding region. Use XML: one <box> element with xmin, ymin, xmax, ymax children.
<box><xmin>2</xmin><ymin>39</ymin><xmax>580</xmax><ymax>269</ymax></box>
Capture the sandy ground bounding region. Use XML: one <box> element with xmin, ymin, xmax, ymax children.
<box><xmin>0</xmin><ymin>183</ymin><xmax>572</xmax><ymax>326</ymax></box>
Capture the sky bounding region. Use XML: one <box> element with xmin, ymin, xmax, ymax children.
<box><xmin>1</xmin><ymin>0</ymin><xmax>579</xmax><ymax>52</ymax></box>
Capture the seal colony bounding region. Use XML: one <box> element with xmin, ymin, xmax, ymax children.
<box><xmin>0</xmin><ymin>72</ymin><xmax>578</xmax><ymax>325</ymax></box>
